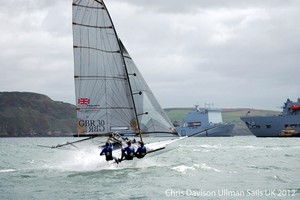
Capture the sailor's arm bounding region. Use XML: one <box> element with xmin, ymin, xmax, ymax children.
<box><xmin>100</xmin><ymin>149</ymin><xmax>105</xmax><ymax>156</ymax></box>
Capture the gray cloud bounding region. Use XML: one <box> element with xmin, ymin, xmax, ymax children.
<box><xmin>1</xmin><ymin>0</ymin><xmax>299</xmax><ymax>110</ymax></box>
<box><xmin>0</xmin><ymin>0</ymin><xmax>74</xmax><ymax>102</ymax></box>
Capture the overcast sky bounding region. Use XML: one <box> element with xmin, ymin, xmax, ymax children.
<box><xmin>1</xmin><ymin>0</ymin><xmax>300</xmax><ymax>110</ymax></box>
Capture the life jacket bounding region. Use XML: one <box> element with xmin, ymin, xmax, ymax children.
<box><xmin>136</xmin><ymin>146</ymin><xmax>146</xmax><ymax>158</ymax></box>
<box><xmin>104</xmin><ymin>146</ymin><xmax>113</xmax><ymax>161</ymax></box>
<box><xmin>124</xmin><ymin>146</ymin><xmax>134</xmax><ymax>160</ymax></box>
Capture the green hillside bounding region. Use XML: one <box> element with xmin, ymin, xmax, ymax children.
<box><xmin>0</xmin><ymin>92</ymin><xmax>76</xmax><ymax>137</ymax></box>
<box><xmin>0</xmin><ymin>92</ymin><xmax>281</xmax><ymax>137</ymax></box>
<box><xmin>164</xmin><ymin>108</ymin><xmax>194</xmax><ymax>121</ymax></box>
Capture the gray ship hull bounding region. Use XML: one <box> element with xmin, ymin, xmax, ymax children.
<box><xmin>240</xmin><ymin>115</ymin><xmax>300</xmax><ymax>137</ymax></box>
<box><xmin>175</xmin><ymin>105</ymin><xmax>235</xmax><ymax>137</ymax></box>
<box><xmin>176</xmin><ymin>123</ymin><xmax>235</xmax><ymax>137</ymax></box>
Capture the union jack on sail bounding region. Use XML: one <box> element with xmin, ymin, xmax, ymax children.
<box><xmin>78</xmin><ymin>98</ymin><xmax>90</xmax><ymax>105</ymax></box>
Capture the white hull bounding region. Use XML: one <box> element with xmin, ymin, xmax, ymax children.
<box><xmin>110</xmin><ymin>136</ymin><xmax>187</xmax><ymax>162</ymax></box>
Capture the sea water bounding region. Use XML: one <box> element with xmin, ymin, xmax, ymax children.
<box><xmin>0</xmin><ymin>136</ymin><xmax>299</xmax><ymax>200</ymax></box>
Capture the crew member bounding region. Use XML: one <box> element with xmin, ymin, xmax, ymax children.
<box><xmin>100</xmin><ymin>142</ymin><xmax>118</xmax><ymax>163</ymax></box>
<box><xmin>135</xmin><ymin>141</ymin><xmax>147</xmax><ymax>159</ymax></box>
<box><xmin>122</xmin><ymin>141</ymin><xmax>135</xmax><ymax>160</ymax></box>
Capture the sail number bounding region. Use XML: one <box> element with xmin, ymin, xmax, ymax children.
<box><xmin>78</xmin><ymin>120</ymin><xmax>105</xmax><ymax>132</ymax></box>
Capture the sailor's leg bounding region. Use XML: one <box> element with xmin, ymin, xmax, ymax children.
<box><xmin>113</xmin><ymin>156</ymin><xmax>119</xmax><ymax>164</ymax></box>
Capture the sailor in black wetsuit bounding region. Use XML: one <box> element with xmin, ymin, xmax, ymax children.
<box><xmin>100</xmin><ymin>142</ymin><xmax>118</xmax><ymax>163</ymax></box>
<box><xmin>121</xmin><ymin>141</ymin><xmax>135</xmax><ymax>160</ymax></box>
<box><xmin>135</xmin><ymin>141</ymin><xmax>147</xmax><ymax>159</ymax></box>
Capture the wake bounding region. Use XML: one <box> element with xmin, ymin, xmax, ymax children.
<box><xmin>42</xmin><ymin>146</ymin><xmax>165</xmax><ymax>172</ymax></box>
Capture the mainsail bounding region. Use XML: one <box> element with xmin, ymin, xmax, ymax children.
<box><xmin>72</xmin><ymin>0</ymin><xmax>177</xmax><ymax>137</ymax></box>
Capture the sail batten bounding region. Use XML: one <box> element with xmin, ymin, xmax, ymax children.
<box><xmin>72</xmin><ymin>3</ymin><xmax>104</xmax><ymax>9</ymax></box>
<box><xmin>74</xmin><ymin>45</ymin><xmax>120</xmax><ymax>54</ymax></box>
<box><xmin>77</xmin><ymin>107</ymin><xmax>133</xmax><ymax>110</ymax></box>
<box><xmin>74</xmin><ymin>76</ymin><xmax>127</xmax><ymax>80</ymax></box>
<box><xmin>73</xmin><ymin>22</ymin><xmax>112</xmax><ymax>29</ymax></box>
<box><xmin>124</xmin><ymin>55</ymin><xmax>132</xmax><ymax>59</ymax></box>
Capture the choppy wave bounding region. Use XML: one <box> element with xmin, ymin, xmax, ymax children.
<box><xmin>179</xmin><ymin>144</ymin><xmax>222</xmax><ymax>149</ymax></box>
<box><xmin>171</xmin><ymin>163</ymin><xmax>221</xmax><ymax>174</ymax></box>
<box><xmin>0</xmin><ymin>169</ymin><xmax>16</xmax><ymax>173</ymax></box>
<box><xmin>181</xmin><ymin>143</ymin><xmax>300</xmax><ymax>151</ymax></box>
<box><xmin>42</xmin><ymin>147</ymin><xmax>115</xmax><ymax>172</ymax></box>
<box><xmin>1</xmin><ymin>137</ymin><xmax>299</xmax><ymax>200</ymax></box>
<box><xmin>273</xmin><ymin>175</ymin><xmax>288</xmax><ymax>183</ymax></box>
<box><xmin>180</xmin><ymin>144</ymin><xmax>264</xmax><ymax>150</ymax></box>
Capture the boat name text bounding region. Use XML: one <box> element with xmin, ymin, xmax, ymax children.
<box><xmin>78</xmin><ymin>120</ymin><xmax>105</xmax><ymax>132</ymax></box>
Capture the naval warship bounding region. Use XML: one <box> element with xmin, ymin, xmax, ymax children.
<box><xmin>240</xmin><ymin>98</ymin><xmax>300</xmax><ymax>137</ymax></box>
<box><xmin>174</xmin><ymin>105</ymin><xmax>235</xmax><ymax>137</ymax></box>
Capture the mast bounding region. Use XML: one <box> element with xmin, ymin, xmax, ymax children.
<box><xmin>101</xmin><ymin>1</ymin><xmax>143</xmax><ymax>142</ymax></box>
